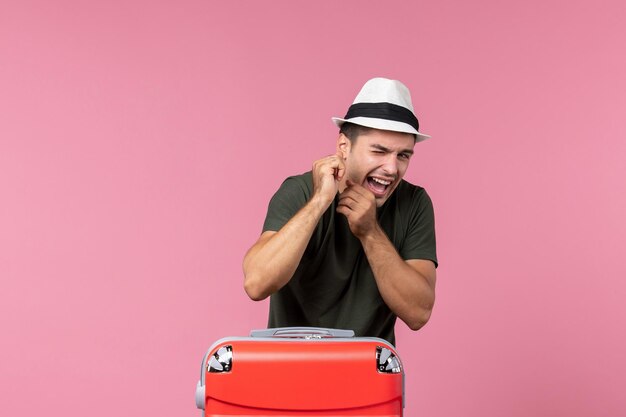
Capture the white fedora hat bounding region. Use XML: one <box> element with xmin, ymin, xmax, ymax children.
<box><xmin>332</xmin><ymin>77</ymin><xmax>430</xmax><ymax>142</ymax></box>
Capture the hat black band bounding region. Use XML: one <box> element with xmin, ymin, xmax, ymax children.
<box><xmin>344</xmin><ymin>102</ymin><xmax>419</xmax><ymax>131</ymax></box>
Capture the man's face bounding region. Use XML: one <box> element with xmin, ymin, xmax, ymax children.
<box><xmin>338</xmin><ymin>129</ymin><xmax>416</xmax><ymax>207</ymax></box>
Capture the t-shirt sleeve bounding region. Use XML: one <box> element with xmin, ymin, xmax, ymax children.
<box><xmin>400</xmin><ymin>188</ymin><xmax>438</xmax><ymax>267</ymax></box>
<box><xmin>262</xmin><ymin>174</ymin><xmax>311</xmax><ymax>233</ymax></box>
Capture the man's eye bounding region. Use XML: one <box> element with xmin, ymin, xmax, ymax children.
<box><xmin>399</xmin><ymin>153</ymin><xmax>410</xmax><ymax>160</ymax></box>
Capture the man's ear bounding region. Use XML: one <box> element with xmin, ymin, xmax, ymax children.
<box><xmin>336</xmin><ymin>133</ymin><xmax>350</xmax><ymax>159</ymax></box>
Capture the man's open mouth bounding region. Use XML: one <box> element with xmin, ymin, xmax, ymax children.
<box><xmin>367</xmin><ymin>176</ymin><xmax>393</xmax><ymax>196</ymax></box>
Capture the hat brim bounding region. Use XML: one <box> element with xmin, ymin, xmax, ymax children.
<box><xmin>331</xmin><ymin>116</ymin><xmax>431</xmax><ymax>143</ymax></box>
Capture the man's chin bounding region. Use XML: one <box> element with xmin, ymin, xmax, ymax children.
<box><xmin>374</xmin><ymin>194</ymin><xmax>389</xmax><ymax>207</ymax></box>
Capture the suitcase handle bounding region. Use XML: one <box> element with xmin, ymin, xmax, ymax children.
<box><xmin>250</xmin><ymin>327</ymin><xmax>355</xmax><ymax>338</ymax></box>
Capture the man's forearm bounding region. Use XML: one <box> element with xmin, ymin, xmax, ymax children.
<box><xmin>360</xmin><ymin>225</ymin><xmax>436</xmax><ymax>330</ymax></box>
<box><xmin>243</xmin><ymin>195</ymin><xmax>329</xmax><ymax>300</ymax></box>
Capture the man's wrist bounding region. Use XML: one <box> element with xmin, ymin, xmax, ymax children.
<box><xmin>357</xmin><ymin>222</ymin><xmax>385</xmax><ymax>244</ymax></box>
<box><xmin>309</xmin><ymin>192</ymin><xmax>334</xmax><ymax>213</ymax></box>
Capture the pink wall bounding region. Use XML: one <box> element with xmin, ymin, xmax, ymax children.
<box><xmin>1</xmin><ymin>1</ymin><xmax>625</xmax><ymax>416</ymax></box>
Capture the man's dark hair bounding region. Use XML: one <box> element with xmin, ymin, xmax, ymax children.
<box><xmin>339</xmin><ymin>122</ymin><xmax>417</xmax><ymax>142</ymax></box>
<box><xmin>339</xmin><ymin>122</ymin><xmax>373</xmax><ymax>142</ymax></box>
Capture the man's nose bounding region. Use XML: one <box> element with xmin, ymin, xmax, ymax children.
<box><xmin>381</xmin><ymin>154</ymin><xmax>398</xmax><ymax>175</ymax></box>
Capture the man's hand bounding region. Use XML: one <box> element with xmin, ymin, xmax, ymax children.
<box><xmin>337</xmin><ymin>180</ymin><xmax>378</xmax><ymax>239</ymax></box>
<box><xmin>312</xmin><ymin>152</ymin><xmax>345</xmax><ymax>209</ymax></box>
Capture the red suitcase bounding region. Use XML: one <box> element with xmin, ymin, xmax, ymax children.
<box><xmin>195</xmin><ymin>327</ymin><xmax>405</xmax><ymax>416</ymax></box>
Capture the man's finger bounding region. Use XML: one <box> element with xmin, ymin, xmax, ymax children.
<box><xmin>335</xmin><ymin>167</ymin><xmax>345</xmax><ymax>181</ymax></box>
<box><xmin>336</xmin><ymin>204</ymin><xmax>351</xmax><ymax>218</ymax></box>
<box><xmin>337</xmin><ymin>195</ymin><xmax>358</xmax><ymax>208</ymax></box>
<box><xmin>334</xmin><ymin>159</ymin><xmax>345</xmax><ymax>181</ymax></box>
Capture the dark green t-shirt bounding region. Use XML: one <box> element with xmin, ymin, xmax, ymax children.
<box><xmin>262</xmin><ymin>171</ymin><xmax>438</xmax><ymax>345</ymax></box>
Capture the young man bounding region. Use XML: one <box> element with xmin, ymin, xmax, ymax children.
<box><xmin>243</xmin><ymin>78</ymin><xmax>438</xmax><ymax>345</ymax></box>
